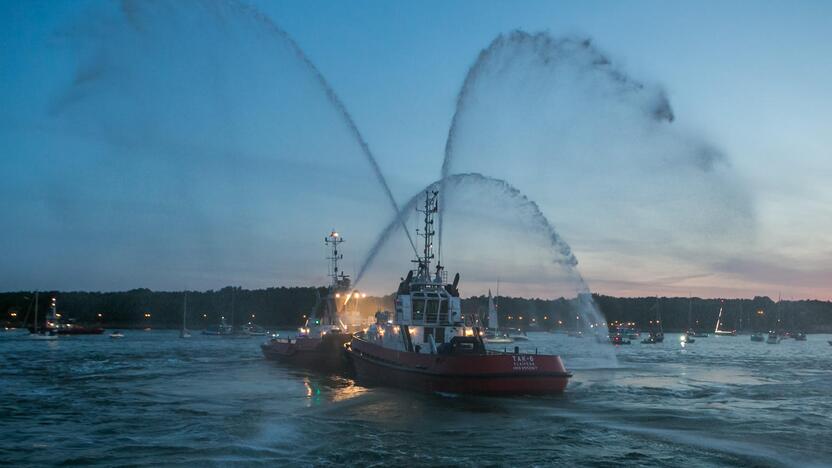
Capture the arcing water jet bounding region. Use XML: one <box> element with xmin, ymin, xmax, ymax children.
<box><xmin>437</xmin><ymin>30</ymin><xmax>676</xmax><ymax>256</ymax></box>
<box><xmin>356</xmin><ymin>172</ymin><xmax>615</xmax><ymax>364</ymax></box>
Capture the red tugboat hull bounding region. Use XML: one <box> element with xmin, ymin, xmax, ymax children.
<box><xmin>347</xmin><ymin>337</ymin><xmax>570</xmax><ymax>395</ymax></box>
<box><xmin>261</xmin><ymin>334</ymin><xmax>351</xmax><ymax>373</ymax></box>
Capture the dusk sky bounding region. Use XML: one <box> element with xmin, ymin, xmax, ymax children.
<box><xmin>2</xmin><ymin>0</ymin><xmax>831</xmax><ymax>300</ymax></box>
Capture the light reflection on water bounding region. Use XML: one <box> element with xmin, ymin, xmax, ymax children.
<box><xmin>1</xmin><ymin>330</ymin><xmax>831</xmax><ymax>466</ymax></box>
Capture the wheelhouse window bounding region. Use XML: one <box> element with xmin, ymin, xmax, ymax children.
<box><xmin>438</xmin><ymin>299</ymin><xmax>449</xmax><ymax>323</ymax></box>
<box><xmin>412</xmin><ymin>294</ymin><xmax>425</xmax><ymax>322</ymax></box>
<box><xmin>425</xmin><ymin>295</ymin><xmax>439</xmax><ymax>323</ymax></box>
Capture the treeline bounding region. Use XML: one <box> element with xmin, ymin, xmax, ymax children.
<box><xmin>2</xmin><ymin>288</ymin><xmax>831</xmax><ymax>332</ymax></box>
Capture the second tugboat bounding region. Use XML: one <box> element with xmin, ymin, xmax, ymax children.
<box><xmin>346</xmin><ymin>191</ymin><xmax>572</xmax><ymax>395</ymax></box>
<box><xmin>260</xmin><ymin>231</ymin><xmax>354</xmax><ymax>373</ymax></box>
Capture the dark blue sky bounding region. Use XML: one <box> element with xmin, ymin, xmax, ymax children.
<box><xmin>2</xmin><ymin>0</ymin><xmax>831</xmax><ymax>299</ymax></box>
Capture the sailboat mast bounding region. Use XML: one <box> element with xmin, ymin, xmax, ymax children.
<box><xmin>33</xmin><ymin>291</ymin><xmax>39</xmax><ymax>333</ymax></box>
<box><xmin>231</xmin><ymin>287</ymin><xmax>236</xmax><ymax>331</ymax></box>
<box><xmin>687</xmin><ymin>293</ymin><xmax>692</xmax><ymax>330</ymax></box>
<box><xmin>182</xmin><ymin>293</ymin><xmax>187</xmax><ymax>332</ymax></box>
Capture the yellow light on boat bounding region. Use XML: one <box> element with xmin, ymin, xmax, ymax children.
<box><xmin>335</xmin><ymin>293</ymin><xmax>340</xmax><ymax>298</ymax></box>
<box><xmin>361</xmin><ymin>293</ymin><xmax>367</xmax><ymax>298</ymax></box>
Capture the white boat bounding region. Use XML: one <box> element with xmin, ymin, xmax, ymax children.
<box><xmin>766</xmin><ymin>331</ymin><xmax>781</xmax><ymax>344</ymax></box>
<box><xmin>509</xmin><ymin>329</ymin><xmax>530</xmax><ymax>341</ymax></box>
<box><xmin>483</xmin><ymin>289</ymin><xmax>513</xmax><ymax>344</ymax></box>
<box><xmin>28</xmin><ymin>292</ymin><xmax>57</xmax><ymax>340</ymax></box>
<box><xmin>109</xmin><ymin>331</ymin><xmax>125</xmax><ymax>338</ymax></box>
<box><xmin>714</xmin><ymin>302</ymin><xmax>737</xmax><ymax>336</ymax></box>
<box><xmin>180</xmin><ymin>293</ymin><xmax>191</xmax><ymax>338</ymax></box>
<box><xmin>242</xmin><ymin>322</ymin><xmax>268</xmax><ymax>336</ymax></box>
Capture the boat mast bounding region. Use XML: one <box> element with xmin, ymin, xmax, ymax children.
<box><xmin>182</xmin><ymin>293</ymin><xmax>187</xmax><ymax>332</ymax></box>
<box><xmin>33</xmin><ymin>291</ymin><xmax>39</xmax><ymax>333</ymax></box>
<box><xmin>687</xmin><ymin>293</ymin><xmax>692</xmax><ymax>330</ymax></box>
<box><xmin>231</xmin><ymin>286</ymin><xmax>236</xmax><ymax>332</ymax></box>
<box><xmin>414</xmin><ymin>191</ymin><xmax>439</xmax><ymax>282</ymax></box>
<box><xmin>324</xmin><ymin>230</ymin><xmax>347</xmax><ymax>324</ymax></box>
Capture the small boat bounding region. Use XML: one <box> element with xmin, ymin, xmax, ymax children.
<box><xmin>483</xmin><ymin>290</ymin><xmax>513</xmax><ymax>344</ymax></box>
<box><xmin>242</xmin><ymin>322</ymin><xmax>268</xmax><ymax>336</ymax></box>
<box><xmin>202</xmin><ymin>316</ymin><xmax>232</xmax><ymax>336</ymax></box>
<box><xmin>714</xmin><ymin>302</ymin><xmax>737</xmax><ymax>336</ymax></box>
<box><xmin>641</xmin><ymin>332</ymin><xmax>664</xmax><ymax>344</ymax></box>
<box><xmin>509</xmin><ymin>329</ymin><xmax>531</xmax><ymax>341</ymax></box>
<box><xmin>766</xmin><ymin>331</ymin><xmax>781</xmax><ymax>344</ymax></box>
<box><xmin>27</xmin><ymin>293</ymin><xmax>57</xmax><ymax>340</ymax></box>
<box><xmin>642</xmin><ymin>298</ymin><xmax>664</xmax><ymax>343</ymax></box>
<box><xmin>750</xmin><ymin>332</ymin><xmax>764</xmax><ymax>342</ymax></box>
<box><xmin>109</xmin><ymin>331</ymin><xmax>125</xmax><ymax>339</ymax></box>
<box><xmin>680</xmin><ymin>333</ymin><xmax>694</xmax><ymax>344</ymax></box>
<box><xmin>792</xmin><ymin>332</ymin><xmax>807</xmax><ymax>341</ymax></box>
<box><xmin>484</xmin><ymin>333</ymin><xmax>513</xmax><ymax>344</ymax></box>
<box><xmin>828</xmin><ymin>340</ymin><xmax>832</xmax><ymax>346</ymax></box>
<box><xmin>609</xmin><ymin>334</ymin><xmax>630</xmax><ymax>345</ymax></box>
<box><xmin>684</xmin><ymin>296</ymin><xmax>703</xmax><ymax>340</ymax></box>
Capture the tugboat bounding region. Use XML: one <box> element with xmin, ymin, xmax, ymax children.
<box><xmin>260</xmin><ymin>231</ymin><xmax>353</xmax><ymax>373</ymax></box>
<box><xmin>29</xmin><ymin>296</ymin><xmax>104</xmax><ymax>335</ymax></box>
<box><xmin>345</xmin><ymin>191</ymin><xmax>571</xmax><ymax>395</ymax></box>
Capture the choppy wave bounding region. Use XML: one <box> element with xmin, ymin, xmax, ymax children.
<box><xmin>1</xmin><ymin>330</ymin><xmax>831</xmax><ymax>466</ymax></box>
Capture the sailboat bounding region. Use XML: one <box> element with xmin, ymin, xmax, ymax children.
<box><xmin>180</xmin><ymin>293</ymin><xmax>191</xmax><ymax>338</ymax></box>
<box><xmin>483</xmin><ymin>289</ymin><xmax>512</xmax><ymax>344</ymax></box>
<box><xmin>714</xmin><ymin>301</ymin><xmax>737</xmax><ymax>336</ymax></box>
<box><xmin>28</xmin><ymin>292</ymin><xmax>57</xmax><ymax>340</ymax></box>
<box><xmin>682</xmin><ymin>294</ymin><xmax>696</xmax><ymax>343</ymax></box>
<box><xmin>642</xmin><ymin>298</ymin><xmax>664</xmax><ymax>344</ymax></box>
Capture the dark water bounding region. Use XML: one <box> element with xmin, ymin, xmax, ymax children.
<box><xmin>2</xmin><ymin>330</ymin><xmax>831</xmax><ymax>467</ymax></box>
